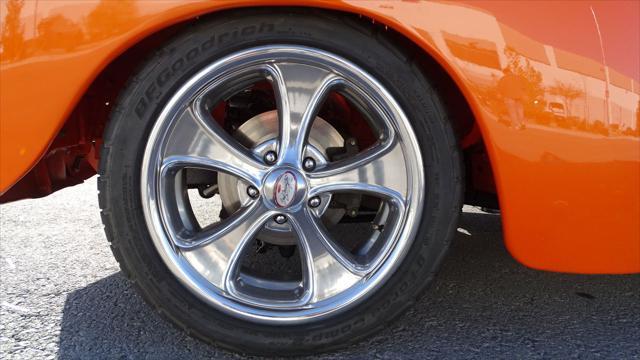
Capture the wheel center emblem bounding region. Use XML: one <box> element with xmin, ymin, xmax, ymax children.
<box><xmin>273</xmin><ymin>171</ymin><xmax>297</xmax><ymax>208</ymax></box>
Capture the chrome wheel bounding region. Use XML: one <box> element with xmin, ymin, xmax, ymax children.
<box><xmin>141</xmin><ymin>45</ymin><xmax>424</xmax><ymax>324</ymax></box>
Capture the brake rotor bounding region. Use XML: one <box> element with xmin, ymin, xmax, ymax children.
<box><xmin>218</xmin><ymin>110</ymin><xmax>345</xmax><ymax>245</ymax></box>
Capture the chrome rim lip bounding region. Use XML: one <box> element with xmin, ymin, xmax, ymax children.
<box><xmin>140</xmin><ymin>45</ymin><xmax>425</xmax><ymax>324</ymax></box>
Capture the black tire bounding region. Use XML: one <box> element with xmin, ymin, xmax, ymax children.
<box><xmin>98</xmin><ymin>9</ymin><xmax>462</xmax><ymax>355</ymax></box>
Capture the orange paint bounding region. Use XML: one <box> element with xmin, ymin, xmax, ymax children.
<box><xmin>1</xmin><ymin>0</ymin><xmax>638</xmax><ymax>273</ymax></box>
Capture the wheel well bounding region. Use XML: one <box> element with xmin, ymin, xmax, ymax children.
<box><xmin>0</xmin><ymin>7</ymin><xmax>497</xmax><ymax>206</ymax></box>
<box><xmin>405</xmin><ymin>35</ymin><xmax>498</xmax><ymax>209</ymax></box>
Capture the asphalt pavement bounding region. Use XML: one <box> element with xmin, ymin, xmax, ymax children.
<box><xmin>1</xmin><ymin>177</ymin><xmax>638</xmax><ymax>359</ymax></box>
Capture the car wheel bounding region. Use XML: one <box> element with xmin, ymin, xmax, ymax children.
<box><xmin>98</xmin><ymin>10</ymin><xmax>462</xmax><ymax>355</ymax></box>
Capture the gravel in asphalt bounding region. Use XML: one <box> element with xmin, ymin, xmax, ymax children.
<box><xmin>1</xmin><ymin>177</ymin><xmax>639</xmax><ymax>359</ymax></box>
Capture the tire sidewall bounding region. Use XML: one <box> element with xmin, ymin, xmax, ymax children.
<box><xmin>102</xmin><ymin>9</ymin><xmax>461</xmax><ymax>354</ymax></box>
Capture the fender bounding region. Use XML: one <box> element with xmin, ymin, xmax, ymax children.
<box><xmin>0</xmin><ymin>0</ymin><xmax>638</xmax><ymax>273</ymax></box>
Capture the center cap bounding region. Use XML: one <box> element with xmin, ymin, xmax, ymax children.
<box><xmin>274</xmin><ymin>171</ymin><xmax>297</xmax><ymax>207</ymax></box>
<box><xmin>263</xmin><ymin>168</ymin><xmax>307</xmax><ymax>209</ymax></box>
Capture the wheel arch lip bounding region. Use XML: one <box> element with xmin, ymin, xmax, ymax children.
<box><xmin>1</xmin><ymin>1</ymin><xmax>486</xmax><ymax>198</ymax></box>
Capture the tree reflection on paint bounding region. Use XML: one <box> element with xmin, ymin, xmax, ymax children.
<box><xmin>1</xmin><ymin>0</ymin><xmax>25</xmax><ymax>61</ymax></box>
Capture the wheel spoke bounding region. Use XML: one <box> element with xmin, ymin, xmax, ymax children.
<box><xmin>181</xmin><ymin>202</ymin><xmax>274</xmax><ymax>290</ymax></box>
<box><xmin>162</xmin><ymin>107</ymin><xmax>266</xmax><ymax>184</ymax></box>
<box><xmin>308</xmin><ymin>140</ymin><xmax>408</xmax><ymax>204</ymax></box>
<box><xmin>269</xmin><ymin>63</ymin><xmax>338</xmax><ymax>167</ymax></box>
<box><xmin>290</xmin><ymin>208</ymin><xmax>362</xmax><ymax>303</ymax></box>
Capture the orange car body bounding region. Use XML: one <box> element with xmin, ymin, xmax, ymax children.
<box><xmin>1</xmin><ymin>0</ymin><xmax>638</xmax><ymax>274</ymax></box>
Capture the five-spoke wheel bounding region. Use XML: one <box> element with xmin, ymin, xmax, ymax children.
<box><xmin>142</xmin><ymin>46</ymin><xmax>423</xmax><ymax>321</ymax></box>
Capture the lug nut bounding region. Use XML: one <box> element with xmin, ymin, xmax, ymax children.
<box><xmin>308</xmin><ymin>196</ymin><xmax>321</xmax><ymax>208</ymax></box>
<box><xmin>246</xmin><ymin>186</ymin><xmax>259</xmax><ymax>199</ymax></box>
<box><xmin>264</xmin><ymin>150</ymin><xmax>277</xmax><ymax>165</ymax></box>
<box><xmin>273</xmin><ymin>214</ymin><xmax>287</xmax><ymax>224</ymax></box>
<box><xmin>303</xmin><ymin>157</ymin><xmax>316</xmax><ymax>171</ymax></box>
